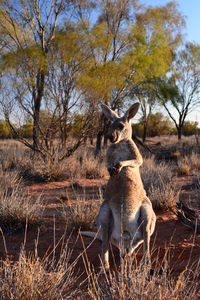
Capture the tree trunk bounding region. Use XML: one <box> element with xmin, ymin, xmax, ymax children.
<box><xmin>177</xmin><ymin>126</ymin><xmax>182</xmax><ymax>140</ymax></box>
<box><xmin>103</xmin><ymin>118</ymin><xmax>109</xmax><ymax>148</ymax></box>
<box><xmin>142</xmin><ymin>122</ymin><xmax>148</xmax><ymax>142</ymax></box>
<box><xmin>33</xmin><ymin>70</ymin><xmax>45</xmax><ymax>152</ymax></box>
<box><xmin>95</xmin><ymin>130</ymin><xmax>103</xmax><ymax>156</ymax></box>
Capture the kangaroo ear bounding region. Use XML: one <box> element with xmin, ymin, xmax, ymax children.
<box><xmin>125</xmin><ymin>103</ymin><xmax>140</xmax><ymax>121</ymax></box>
<box><xmin>101</xmin><ymin>104</ymin><xmax>119</xmax><ymax>121</ymax></box>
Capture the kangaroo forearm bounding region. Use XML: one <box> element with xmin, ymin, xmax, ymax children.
<box><xmin>121</xmin><ymin>157</ymin><xmax>143</xmax><ymax>168</ymax></box>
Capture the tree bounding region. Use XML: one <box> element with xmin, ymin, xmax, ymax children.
<box><xmin>158</xmin><ymin>42</ymin><xmax>200</xmax><ymax>140</ymax></box>
<box><xmin>0</xmin><ymin>1</ymin><xmax>97</xmax><ymax>161</ymax></box>
<box><xmin>0</xmin><ymin>0</ymin><xmax>68</xmax><ymax>152</ymax></box>
<box><xmin>132</xmin><ymin>112</ymin><xmax>173</xmax><ymax>138</ymax></box>
<box><xmin>129</xmin><ymin>1</ymin><xmax>185</xmax><ymax>142</ymax></box>
<box><xmin>79</xmin><ymin>0</ymin><xmax>185</xmax><ymax>152</ymax></box>
<box><xmin>182</xmin><ymin>121</ymin><xmax>199</xmax><ymax>136</ymax></box>
<box><xmin>0</xmin><ymin>119</ymin><xmax>11</xmax><ymax>138</ymax></box>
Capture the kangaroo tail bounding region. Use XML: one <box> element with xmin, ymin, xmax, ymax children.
<box><xmin>80</xmin><ymin>231</ymin><xmax>102</xmax><ymax>241</ymax></box>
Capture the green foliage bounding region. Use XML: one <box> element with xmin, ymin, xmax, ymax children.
<box><xmin>133</xmin><ymin>113</ymin><xmax>173</xmax><ymax>137</ymax></box>
<box><xmin>0</xmin><ymin>120</ymin><xmax>11</xmax><ymax>138</ymax></box>
<box><xmin>72</xmin><ymin>114</ymin><xmax>86</xmax><ymax>138</ymax></box>
<box><xmin>158</xmin><ymin>42</ymin><xmax>200</xmax><ymax>139</ymax></box>
<box><xmin>182</xmin><ymin>121</ymin><xmax>199</xmax><ymax>136</ymax></box>
<box><xmin>0</xmin><ymin>0</ymin><xmax>187</xmax><ymax>156</ymax></box>
<box><xmin>21</xmin><ymin>122</ymin><xmax>33</xmax><ymax>139</ymax></box>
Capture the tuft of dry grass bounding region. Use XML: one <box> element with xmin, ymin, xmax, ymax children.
<box><xmin>85</xmin><ymin>252</ymin><xmax>200</xmax><ymax>300</ymax></box>
<box><xmin>177</xmin><ymin>152</ymin><xmax>200</xmax><ymax>176</ymax></box>
<box><xmin>0</xmin><ymin>236</ymin><xmax>82</xmax><ymax>299</ymax></box>
<box><xmin>178</xmin><ymin>156</ymin><xmax>191</xmax><ymax>175</ymax></box>
<box><xmin>0</xmin><ymin>174</ymin><xmax>43</xmax><ymax>232</ymax></box>
<box><xmin>19</xmin><ymin>158</ymin><xmax>67</xmax><ymax>183</ymax></box>
<box><xmin>62</xmin><ymin>187</ymin><xmax>103</xmax><ymax>232</ymax></box>
<box><xmin>65</xmin><ymin>202</ymin><xmax>100</xmax><ymax>232</ymax></box>
<box><xmin>65</xmin><ymin>147</ymin><xmax>107</xmax><ymax>179</ymax></box>
<box><xmin>141</xmin><ymin>156</ymin><xmax>178</xmax><ymax>210</ymax></box>
<box><xmin>148</xmin><ymin>183</ymin><xmax>180</xmax><ymax>210</ymax></box>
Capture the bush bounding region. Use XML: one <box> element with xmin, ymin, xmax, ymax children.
<box><xmin>182</xmin><ymin>121</ymin><xmax>199</xmax><ymax>136</ymax></box>
<box><xmin>0</xmin><ymin>120</ymin><xmax>11</xmax><ymax>139</ymax></box>
<box><xmin>177</xmin><ymin>152</ymin><xmax>200</xmax><ymax>176</ymax></box>
<box><xmin>19</xmin><ymin>157</ymin><xmax>67</xmax><ymax>182</ymax></box>
<box><xmin>0</xmin><ymin>175</ymin><xmax>43</xmax><ymax>232</ymax></box>
<box><xmin>21</xmin><ymin>122</ymin><xmax>33</xmax><ymax>138</ymax></box>
<box><xmin>141</xmin><ymin>157</ymin><xmax>178</xmax><ymax>209</ymax></box>
<box><xmin>0</xmin><ymin>238</ymin><xmax>82</xmax><ymax>299</ymax></box>
<box><xmin>132</xmin><ymin>113</ymin><xmax>174</xmax><ymax>138</ymax></box>
<box><xmin>86</xmin><ymin>254</ymin><xmax>200</xmax><ymax>299</ymax></box>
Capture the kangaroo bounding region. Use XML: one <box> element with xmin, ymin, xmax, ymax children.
<box><xmin>82</xmin><ymin>103</ymin><xmax>156</xmax><ymax>269</ymax></box>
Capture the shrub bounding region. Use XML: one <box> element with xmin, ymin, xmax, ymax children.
<box><xmin>86</xmin><ymin>254</ymin><xmax>200</xmax><ymax>299</ymax></box>
<box><xmin>0</xmin><ymin>120</ymin><xmax>11</xmax><ymax>139</ymax></box>
<box><xmin>177</xmin><ymin>152</ymin><xmax>200</xmax><ymax>176</ymax></box>
<box><xmin>141</xmin><ymin>157</ymin><xmax>178</xmax><ymax>209</ymax></box>
<box><xmin>0</xmin><ymin>179</ymin><xmax>43</xmax><ymax>232</ymax></box>
<box><xmin>64</xmin><ymin>202</ymin><xmax>100</xmax><ymax>232</ymax></box>
<box><xmin>65</xmin><ymin>147</ymin><xmax>107</xmax><ymax>179</ymax></box>
<box><xmin>0</xmin><ymin>238</ymin><xmax>82</xmax><ymax>299</ymax></box>
<box><xmin>19</xmin><ymin>158</ymin><xmax>67</xmax><ymax>182</ymax></box>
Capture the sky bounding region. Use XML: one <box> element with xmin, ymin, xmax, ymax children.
<box><xmin>143</xmin><ymin>0</ymin><xmax>200</xmax><ymax>44</ymax></box>
<box><xmin>141</xmin><ymin>0</ymin><xmax>200</xmax><ymax>124</ymax></box>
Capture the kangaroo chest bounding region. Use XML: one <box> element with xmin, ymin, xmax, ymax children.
<box><xmin>106</xmin><ymin>141</ymin><xmax>136</xmax><ymax>167</ymax></box>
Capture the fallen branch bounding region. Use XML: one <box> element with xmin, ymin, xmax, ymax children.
<box><xmin>176</xmin><ymin>201</ymin><xmax>200</xmax><ymax>234</ymax></box>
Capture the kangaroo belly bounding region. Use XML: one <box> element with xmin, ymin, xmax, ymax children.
<box><xmin>110</xmin><ymin>206</ymin><xmax>142</xmax><ymax>242</ymax></box>
<box><xmin>105</xmin><ymin>170</ymin><xmax>146</xmax><ymax>208</ymax></box>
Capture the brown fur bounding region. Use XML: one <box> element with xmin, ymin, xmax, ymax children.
<box><xmin>82</xmin><ymin>103</ymin><xmax>156</xmax><ymax>269</ymax></box>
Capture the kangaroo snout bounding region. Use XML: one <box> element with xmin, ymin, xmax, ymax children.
<box><xmin>109</xmin><ymin>132</ymin><xmax>118</xmax><ymax>143</ymax></box>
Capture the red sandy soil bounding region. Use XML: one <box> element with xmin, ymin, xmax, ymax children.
<box><xmin>0</xmin><ymin>175</ymin><xmax>200</xmax><ymax>277</ymax></box>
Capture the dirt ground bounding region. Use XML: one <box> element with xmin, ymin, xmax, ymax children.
<box><xmin>0</xmin><ymin>175</ymin><xmax>200</xmax><ymax>277</ymax></box>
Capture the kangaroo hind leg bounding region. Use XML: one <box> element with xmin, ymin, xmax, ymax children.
<box><xmin>97</xmin><ymin>201</ymin><xmax>113</xmax><ymax>269</ymax></box>
<box><xmin>141</xmin><ymin>199</ymin><xmax>156</xmax><ymax>265</ymax></box>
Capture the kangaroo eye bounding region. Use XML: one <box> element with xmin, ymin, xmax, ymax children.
<box><xmin>117</xmin><ymin>123</ymin><xmax>124</xmax><ymax>130</ymax></box>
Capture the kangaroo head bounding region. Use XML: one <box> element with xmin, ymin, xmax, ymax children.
<box><xmin>101</xmin><ymin>103</ymin><xmax>140</xmax><ymax>144</ymax></box>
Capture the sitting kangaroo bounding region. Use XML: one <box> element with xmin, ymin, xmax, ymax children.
<box><xmin>82</xmin><ymin>103</ymin><xmax>156</xmax><ymax>269</ymax></box>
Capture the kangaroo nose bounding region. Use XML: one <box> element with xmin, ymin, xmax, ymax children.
<box><xmin>109</xmin><ymin>134</ymin><xmax>115</xmax><ymax>143</ymax></box>
<box><xmin>109</xmin><ymin>132</ymin><xmax>117</xmax><ymax>143</ymax></box>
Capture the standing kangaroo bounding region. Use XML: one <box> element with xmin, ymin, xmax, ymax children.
<box><xmin>82</xmin><ymin>103</ymin><xmax>156</xmax><ymax>269</ymax></box>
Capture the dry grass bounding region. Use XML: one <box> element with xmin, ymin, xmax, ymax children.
<box><xmin>19</xmin><ymin>158</ymin><xmax>67</xmax><ymax>182</ymax></box>
<box><xmin>141</xmin><ymin>156</ymin><xmax>179</xmax><ymax>209</ymax></box>
<box><xmin>177</xmin><ymin>152</ymin><xmax>200</xmax><ymax>176</ymax></box>
<box><xmin>0</xmin><ymin>140</ymin><xmax>108</xmax><ymax>182</ymax></box>
<box><xmin>178</xmin><ymin>156</ymin><xmax>191</xmax><ymax>175</ymax></box>
<box><xmin>65</xmin><ymin>147</ymin><xmax>107</xmax><ymax>179</ymax></box>
<box><xmin>62</xmin><ymin>187</ymin><xmax>103</xmax><ymax>232</ymax></box>
<box><xmin>0</xmin><ymin>235</ymin><xmax>82</xmax><ymax>299</ymax></box>
<box><xmin>65</xmin><ymin>202</ymin><xmax>100</xmax><ymax>232</ymax></box>
<box><xmin>0</xmin><ymin>172</ymin><xmax>43</xmax><ymax>232</ymax></box>
<box><xmin>85</xmin><ymin>254</ymin><xmax>200</xmax><ymax>300</ymax></box>
<box><xmin>147</xmin><ymin>135</ymin><xmax>197</xmax><ymax>147</ymax></box>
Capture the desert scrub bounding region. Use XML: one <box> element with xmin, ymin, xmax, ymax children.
<box><xmin>141</xmin><ymin>156</ymin><xmax>178</xmax><ymax>209</ymax></box>
<box><xmin>62</xmin><ymin>186</ymin><xmax>103</xmax><ymax>231</ymax></box>
<box><xmin>0</xmin><ymin>239</ymin><xmax>82</xmax><ymax>299</ymax></box>
<box><xmin>0</xmin><ymin>140</ymin><xmax>26</xmax><ymax>172</ymax></box>
<box><xmin>86</xmin><ymin>254</ymin><xmax>200</xmax><ymax>300</ymax></box>
<box><xmin>65</xmin><ymin>146</ymin><xmax>107</xmax><ymax>179</ymax></box>
<box><xmin>178</xmin><ymin>152</ymin><xmax>200</xmax><ymax>175</ymax></box>
<box><xmin>0</xmin><ymin>180</ymin><xmax>43</xmax><ymax>232</ymax></box>
<box><xmin>19</xmin><ymin>146</ymin><xmax>107</xmax><ymax>182</ymax></box>
<box><xmin>178</xmin><ymin>155</ymin><xmax>191</xmax><ymax>175</ymax></box>
<box><xmin>63</xmin><ymin>201</ymin><xmax>100</xmax><ymax>232</ymax></box>
<box><xmin>19</xmin><ymin>157</ymin><xmax>67</xmax><ymax>182</ymax></box>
